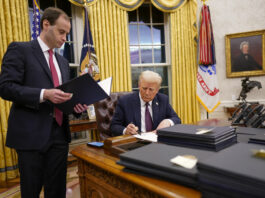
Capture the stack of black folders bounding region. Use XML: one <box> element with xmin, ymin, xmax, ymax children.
<box><xmin>198</xmin><ymin>143</ymin><xmax>265</xmax><ymax>198</ymax></box>
<box><xmin>157</xmin><ymin>124</ymin><xmax>237</xmax><ymax>151</ymax></box>
<box><xmin>235</xmin><ymin>126</ymin><xmax>265</xmax><ymax>144</ymax></box>
<box><xmin>248</xmin><ymin>131</ymin><xmax>265</xmax><ymax>145</ymax></box>
<box><xmin>117</xmin><ymin>143</ymin><xmax>214</xmax><ymax>188</ymax></box>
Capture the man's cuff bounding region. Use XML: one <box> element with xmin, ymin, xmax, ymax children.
<box><xmin>122</xmin><ymin>128</ymin><xmax>127</xmax><ymax>135</ymax></box>
<box><xmin>40</xmin><ymin>89</ymin><xmax>45</xmax><ymax>103</ymax></box>
<box><xmin>167</xmin><ymin>119</ymin><xmax>174</xmax><ymax>126</ymax></box>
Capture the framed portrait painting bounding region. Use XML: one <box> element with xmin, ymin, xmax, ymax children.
<box><xmin>226</xmin><ymin>30</ymin><xmax>265</xmax><ymax>78</ymax></box>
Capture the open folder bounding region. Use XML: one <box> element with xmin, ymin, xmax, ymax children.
<box><xmin>56</xmin><ymin>73</ymin><xmax>112</xmax><ymax>114</ymax></box>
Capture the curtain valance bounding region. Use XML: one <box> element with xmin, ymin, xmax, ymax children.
<box><xmin>69</xmin><ymin>0</ymin><xmax>98</xmax><ymax>7</ymax></box>
<box><xmin>69</xmin><ymin>0</ymin><xmax>187</xmax><ymax>12</ymax></box>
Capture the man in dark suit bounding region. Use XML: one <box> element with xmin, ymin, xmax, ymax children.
<box><xmin>232</xmin><ymin>41</ymin><xmax>262</xmax><ymax>72</ymax></box>
<box><xmin>0</xmin><ymin>7</ymin><xmax>87</xmax><ymax>198</ymax></box>
<box><xmin>111</xmin><ymin>70</ymin><xmax>181</xmax><ymax>136</ymax></box>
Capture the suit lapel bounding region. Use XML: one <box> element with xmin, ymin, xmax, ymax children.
<box><xmin>133</xmin><ymin>93</ymin><xmax>141</xmax><ymax>131</ymax></box>
<box><xmin>31</xmin><ymin>40</ymin><xmax>53</xmax><ymax>84</ymax></box>
<box><xmin>152</xmin><ymin>95</ymin><xmax>159</xmax><ymax>128</ymax></box>
<box><xmin>55</xmin><ymin>53</ymin><xmax>67</xmax><ymax>83</ymax></box>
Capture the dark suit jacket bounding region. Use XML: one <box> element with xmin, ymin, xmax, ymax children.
<box><xmin>0</xmin><ymin>40</ymin><xmax>71</xmax><ymax>150</ymax></box>
<box><xmin>232</xmin><ymin>53</ymin><xmax>262</xmax><ymax>72</ymax></box>
<box><xmin>110</xmin><ymin>92</ymin><xmax>181</xmax><ymax>136</ymax></box>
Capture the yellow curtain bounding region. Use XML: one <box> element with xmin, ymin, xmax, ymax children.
<box><xmin>69</xmin><ymin>0</ymin><xmax>199</xmax><ymax>122</ymax></box>
<box><xmin>89</xmin><ymin>0</ymin><xmax>132</xmax><ymax>92</ymax></box>
<box><xmin>0</xmin><ymin>0</ymin><xmax>30</xmax><ymax>182</ymax></box>
<box><xmin>170</xmin><ymin>0</ymin><xmax>200</xmax><ymax>124</ymax></box>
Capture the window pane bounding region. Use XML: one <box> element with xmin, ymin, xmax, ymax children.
<box><xmin>131</xmin><ymin>67</ymin><xmax>142</xmax><ymax>88</ymax></box>
<box><xmin>140</xmin><ymin>46</ymin><xmax>152</xmax><ymax>63</ymax></box>
<box><xmin>129</xmin><ymin>10</ymin><xmax>137</xmax><ymax>23</ymax></box>
<box><xmin>139</xmin><ymin>4</ymin><xmax>150</xmax><ymax>23</ymax></box>
<box><xmin>139</xmin><ymin>25</ymin><xmax>152</xmax><ymax>45</ymax></box>
<box><xmin>70</xmin><ymin>67</ymin><xmax>78</xmax><ymax>79</ymax></box>
<box><xmin>142</xmin><ymin>67</ymin><xmax>154</xmax><ymax>72</ymax></box>
<box><xmin>155</xmin><ymin>67</ymin><xmax>168</xmax><ymax>86</ymax></box>
<box><xmin>130</xmin><ymin>46</ymin><xmax>140</xmax><ymax>64</ymax></box>
<box><xmin>153</xmin><ymin>25</ymin><xmax>165</xmax><ymax>44</ymax></box>
<box><xmin>129</xmin><ymin>25</ymin><xmax>138</xmax><ymax>45</ymax></box>
<box><xmin>60</xmin><ymin>42</ymin><xmax>75</xmax><ymax>63</ymax></box>
<box><xmin>152</xmin><ymin>5</ymin><xmax>164</xmax><ymax>23</ymax></box>
<box><xmin>154</xmin><ymin>46</ymin><xmax>165</xmax><ymax>63</ymax></box>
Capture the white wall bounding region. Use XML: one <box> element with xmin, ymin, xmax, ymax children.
<box><xmin>197</xmin><ymin>0</ymin><xmax>265</xmax><ymax>119</ymax></box>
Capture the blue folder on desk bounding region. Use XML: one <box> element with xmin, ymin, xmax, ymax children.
<box><xmin>117</xmin><ymin>143</ymin><xmax>214</xmax><ymax>188</ymax></box>
<box><xmin>157</xmin><ymin>124</ymin><xmax>237</xmax><ymax>151</ymax></box>
<box><xmin>56</xmin><ymin>73</ymin><xmax>112</xmax><ymax>114</ymax></box>
<box><xmin>198</xmin><ymin>143</ymin><xmax>265</xmax><ymax>198</ymax></box>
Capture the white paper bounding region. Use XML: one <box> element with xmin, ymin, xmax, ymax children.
<box><xmin>170</xmin><ymin>155</ymin><xmax>198</xmax><ymax>169</ymax></box>
<box><xmin>98</xmin><ymin>77</ymin><xmax>112</xmax><ymax>96</ymax></box>
<box><xmin>134</xmin><ymin>132</ymin><xmax>157</xmax><ymax>142</ymax></box>
<box><xmin>195</xmin><ymin>127</ymin><xmax>215</xmax><ymax>135</ymax></box>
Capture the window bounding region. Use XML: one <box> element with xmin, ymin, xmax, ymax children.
<box><xmin>28</xmin><ymin>0</ymin><xmax>78</xmax><ymax>79</ymax></box>
<box><xmin>128</xmin><ymin>2</ymin><xmax>170</xmax><ymax>96</ymax></box>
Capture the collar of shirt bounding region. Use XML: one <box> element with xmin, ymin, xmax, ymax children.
<box><xmin>37</xmin><ymin>36</ymin><xmax>62</xmax><ymax>85</ymax></box>
<box><xmin>139</xmin><ymin>92</ymin><xmax>153</xmax><ymax>107</ymax></box>
<box><xmin>37</xmin><ymin>37</ymin><xmax>50</xmax><ymax>53</ymax></box>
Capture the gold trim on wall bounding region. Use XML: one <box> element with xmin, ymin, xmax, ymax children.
<box><xmin>226</xmin><ymin>30</ymin><xmax>265</xmax><ymax>78</ymax></box>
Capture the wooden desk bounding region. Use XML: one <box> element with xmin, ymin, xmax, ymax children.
<box><xmin>71</xmin><ymin>144</ymin><xmax>201</xmax><ymax>198</ymax></box>
<box><xmin>195</xmin><ymin>118</ymin><xmax>231</xmax><ymax>127</ymax></box>
<box><xmin>69</xmin><ymin>119</ymin><xmax>97</xmax><ymax>133</ymax></box>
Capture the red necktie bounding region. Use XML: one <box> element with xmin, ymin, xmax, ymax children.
<box><xmin>145</xmin><ymin>102</ymin><xmax>153</xmax><ymax>132</ymax></box>
<box><xmin>48</xmin><ymin>49</ymin><xmax>63</xmax><ymax>126</ymax></box>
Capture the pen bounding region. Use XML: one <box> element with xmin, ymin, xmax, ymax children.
<box><xmin>130</xmin><ymin>122</ymin><xmax>141</xmax><ymax>135</ymax></box>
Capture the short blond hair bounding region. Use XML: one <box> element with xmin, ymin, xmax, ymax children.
<box><xmin>138</xmin><ymin>70</ymin><xmax>162</xmax><ymax>87</ymax></box>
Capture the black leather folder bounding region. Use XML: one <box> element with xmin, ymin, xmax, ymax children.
<box><xmin>55</xmin><ymin>73</ymin><xmax>111</xmax><ymax>114</ymax></box>
<box><xmin>235</xmin><ymin>127</ymin><xmax>265</xmax><ymax>143</ymax></box>
<box><xmin>157</xmin><ymin>124</ymin><xmax>235</xmax><ymax>141</ymax></box>
<box><xmin>248</xmin><ymin>133</ymin><xmax>265</xmax><ymax>145</ymax></box>
<box><xmin>157</xmin><ymin>124</ymin><xmax>236</xmax><ymax>151</ymax></box>
<box><xmin>118</xmin><ymin>143</ymin><xmax>214</xmax><ymax>188</ymax></box>
<box><xmin>235</xmin><ymin>126</ymin><xmax>265</xmax><ymax>135</ymax></box>
<box><xmin>198</xmin><ymin>143</ymin><xmax>265</xmax><ymax>197</ymax></box>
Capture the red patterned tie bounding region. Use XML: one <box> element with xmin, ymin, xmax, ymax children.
<box><xmin>48</xmin><ymin>49</ymin><xmax>63</xmax><ymax>126</ymax></box>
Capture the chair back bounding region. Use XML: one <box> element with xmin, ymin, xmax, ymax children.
<box><xmin>94</xmin><ymin>92</ymin><xmax>130</xmax><ymax>140</ymax></box>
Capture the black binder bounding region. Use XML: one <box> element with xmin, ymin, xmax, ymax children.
<box><xmin>248</xmin><ymin>133</ymin><xmax>265</xmax><ymax>145</ymax></box>
<box><xmin>55</xmin><ymin>73</ymin><xmax>111</xmax><ymax>114</ymax></box>
<box><xmin>198</xmin><ymin>143</ymin><xmax>265</xmax><ymax>197</ymax></box>
<box><xmin>117</xmin><ymin>143</ymin><xmax>214</xmax><ymax>188</ymax></box>
<box><xmin>157</xmin><ymin>124</ymin><xmax>237</xmax><ymax>151</ymax></box>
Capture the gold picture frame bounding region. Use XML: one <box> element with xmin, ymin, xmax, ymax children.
<box><xmin>226</xmin><ymin>30</ymin><xmax>265</xmax><ymax>78</ymax></box>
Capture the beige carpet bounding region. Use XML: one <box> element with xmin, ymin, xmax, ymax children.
<box><xmin>0</xmin><ymin>166</ymin><xmax>80</xmax><ymax>198</ymax></box>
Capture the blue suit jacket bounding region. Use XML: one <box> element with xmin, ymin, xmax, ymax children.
<box><xmin>0</xmin><ymin>40</ymin><xmax>71</xmax><ymax>150</ymax></box>
<box><xmin>110</xmin><ymin>92</ymin><xmax>181</xmax><ymax>136</ymax></box>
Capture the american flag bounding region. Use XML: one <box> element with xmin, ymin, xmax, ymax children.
<box><xmin>31</xmin><ymin>0</ymin><xmax>41</xmax><ymax>40</ymax></box>
<box><xmin>80</xmin><ymin>7</ymin><xmax>100</xmax><ymax>81</ymax></box>
<box><xmin>196</xmin><ymin>4</ymin><xmax>220</xmax><ymax>113</ymax></box>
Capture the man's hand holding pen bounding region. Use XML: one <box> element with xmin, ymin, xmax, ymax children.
<box><xmin>125</xmin><ymin>123</ymin><xmax>139</xmax><ymax>135</ymax></box>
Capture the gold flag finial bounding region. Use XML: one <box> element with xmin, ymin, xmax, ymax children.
<box><xmin>201</xmin><ymin>0</ymin><xmax>208</xmax><ymax>5</ymax></box>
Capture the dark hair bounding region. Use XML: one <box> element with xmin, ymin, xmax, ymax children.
<box><xmin>40</xmin><ymin>7</ymin><xmax>70</xmax><ymax>30</ymax></box>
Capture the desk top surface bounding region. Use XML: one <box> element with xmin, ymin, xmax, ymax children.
<box><xmin>71</xmin><ymin>144</ymin><xmax>201</xmax><ymax>198</ymax></box>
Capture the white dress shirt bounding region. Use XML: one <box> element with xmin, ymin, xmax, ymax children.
<box><xmin>37</xmin><ymin>37</ymin><xmax>62</xmax><ymax>102</ymax></box>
